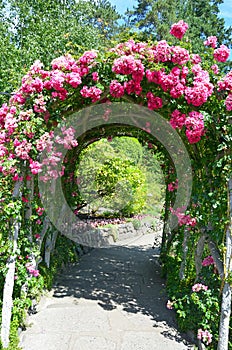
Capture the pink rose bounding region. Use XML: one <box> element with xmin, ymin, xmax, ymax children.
<box><xmin>170</xmin><ymin>20</ymin><xmax>189</xmax><ymax>40</ymax></box>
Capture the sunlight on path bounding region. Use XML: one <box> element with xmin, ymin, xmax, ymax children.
<box><xmin>20</xmin><ymin>233</ymin><xmax>194</xmax><ymax>350</ymax></box>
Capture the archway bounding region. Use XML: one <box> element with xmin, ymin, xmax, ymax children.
<box><xmin>0</xmin><ymin>20</ymin><xmax>231</xmax><ymax>349</ymax></box>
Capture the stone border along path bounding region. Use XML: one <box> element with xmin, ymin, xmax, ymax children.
<box><xmin>19</xmin><ymin>230</ymin><xmax>195</xmax><ymax>350</ymax></box>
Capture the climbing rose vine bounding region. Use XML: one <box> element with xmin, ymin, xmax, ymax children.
<box><xmin>0</xmin><ymin>20</ymin><xmax>231</xmax><ymax>349</ymax></box>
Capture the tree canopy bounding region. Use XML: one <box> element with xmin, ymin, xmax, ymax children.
<box><xmin>125</xmin><ymin>0</ymin><xmax>232</xmax><ymax>55</ymax></box>
<box><xmin>0</xmin><ymin>0</ymin><xmax>120</xmax><ymax>104</ymax></box>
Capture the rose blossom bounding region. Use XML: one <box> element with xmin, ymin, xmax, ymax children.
<box><xmin>170</xmin><ymin>20</ymin><xmax>189</xmax><ymax>40</ymax></box>
<box><xmin>204</xmin><ymin>36</ymin><xmax>217</xmax><ymax>49</ymax></box>
<box><xmin>166</xmin><ymin>300</ymin><xmax>174</xmax><ymax>310</ymax></box>
<box><xmin>225</xmin><ymin>93</ymin><xmax>232</xmax><ymax>111</ymax></box>
<box><xmin>213</xmin><ymin>44</ymin><xmax>230</xmax><ymax>62</ymax></box>
<box><xmin>192</xmin><ymin>283</ymin><xmax>208</xmax><ymax>292</ymax></box>
<box><xmin>146</xmin><ymin>92</ymin><xmax>163</xmax><ymax>110</ymax></box>
<box><xmin>202</xmin><ymin>255</ymin><xmax>215</xmax><ymax>266</ymax></box>
<box><xmin>197</xmin><ymin>329</ymin><xmax>213</xmax><ymax>345</ymax></box>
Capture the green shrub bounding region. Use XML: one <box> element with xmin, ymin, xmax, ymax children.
<box><xmin>131</xmin><ymin>219</ymin><xmax>142</xmax><ymax>230</ymax></box>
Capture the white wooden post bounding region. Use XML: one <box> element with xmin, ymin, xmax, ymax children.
<box><xmin>44</xmin><ymin>231</ymin><xmax>58</xmax><ymax>268</ymax></box>
<box><xmin>217</xmin><ymin>178</ymin><xmax>232</xmax><ymax>350</ymax></box>
<box><xmin>0</xmin><ymin>180</ymin><xmax>22</xmax><ymax>348</ymax></box>
<box><xmin>179</xmin><ymin>228</ymin><xmax>190</xmax><ymax>280</ymax></box>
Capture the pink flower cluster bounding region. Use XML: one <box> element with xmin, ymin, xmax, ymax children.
<box><xmin>1</xmin><ymin>105</ymin><xmax>18</xmax><ymax>136</ymax></box>
<box><xmin>168</xmin><ymin>179</ymin><xmax>178</xmax><ymax>192</ymax></box>
<box><xmin>191</xmin><ymin>54</ymin><xmax>202</xmax><ymax>64</ymax></box>
<box><xmin>204</xmin><ymin>36</ymin><xmax>217</xmax><ymax>49</ymax></box>
<box><xmin>55</xmin><ymin>126</ymin><xmax>78</xmax><ymax>149</ymax></box>
<box><xmin>211</xmin><ymin>64</ymin><xmax>219</xmax><ymax>74</ymax></box>
<box><xmin>213</xmin><ymin>44</ymin><xmax>230</xmax><ymax>63</ymax></box>
<box><xmin>9</xmin><ymin>50</ymin><xmax>100</xmax><ymax>114</ymax></box>
<box><xmin>171</xmin><ymin>46</ymin><xmax>190</xmax><ymax>65</ymax></box>
<box><xmin>80</xmin><ymin>85</ymin><xmax>103</xmax><ymax>102</ymax></box>
<box><xmin>161</xmin><ymin>67</ymin><xmax>182</xmax><ymax>95</ymax></box>
<box><xmin>170</xmin><ymin>207</ymin><xmax>197</xmax><ymax>227</ymax></box>
<box><xmin>92</xmin><ymin>72</ymin><xmax>99</xmax><ymax>82</ymax></box>
<box><xmin>14</xmin><ymin>139</ymin><xmax>32</xmax><ymax>160</ymax></box>
<box><xmin>202</xmin><ymin>35</ymin><xmax>229</xmax><ymax>63</ymax></box>
<box><xmin>25</xmin><ymin>263</ymin><xmax>40</xmax><ymax>277</ymax></box>
<box><xmin>218</xmin><ymin>71</ymin><xmax>232</xmax><ymax>91</ymax></box>
<box><xmin>111</xmin><ymin>39</ymin><xmax>148</xmax><ymax>58</ymax></box>
<box><xmin>146</xmin><ymin>92</ymin><xmax>163</xmax><ymax>110</ymax></box>
<box><xmin>225</xmin><ymin>94</ymin><xmax>232</xmax><ymax>111</ymax></box>
<box><xmin>185</xmin><ymin>111</ymin><xmax>205</xmax><ymax>144</ymax></box>
<box><xmin>124</xmin><ymin>80</ymin><xmax>142</xmax><ymax>95</ymax></box>
<box><xmin>185</xmin><ymin>64</ymin><xmax>214</xmax><ymax>107</ymax></box>
<box><xmin>36</xmin><ymin>207</ymin><xmax>44</xmax><ymax>216</ymax></box>
<box><xmin>202</xmin><ymin>255</ymin><xmax>215</xmax><ymax>266</ymax></box>
<box><xmin>52</xmin><ymin>51</ymin><xmax>97</xmax><ymax>76</ymax></box>
<box><xmin>146</xmin><ymin>69</ymin><xmax>163</xmax><ymax>84</ymax></box>
<box><xmin>51</xmin><ymin>54</ymin><xmax>78</xmax><ymax>71</ymax></box>
<box><xmin>29</xmin><ymin>159</ymin><xmax>42</xmax><ymax>175</ymax></box>
<box><xmin>110</xmin><ymin>80</ymin><xmax>125</xmax><ymax>98</ymax></box>
<box><xmin>66</xmin><ymin>72</ymin><xmax>82</xmax><ymax>88</ymax></box>
<box><xmin>36</xmin><ymin>131</ymin><xmax>54</xmax><ymax>152</ymax></box>
<box><xmin>112</xmin><ymin>55</ymin><xmax>145</xmax><ymax>82</ymax></box>
<box><xmin>218</xmin><ymin>71</ymin><xmax>232</xmax><ymax>110</ymax></box>
<box><xmin>34</xmin><ymin>127</ymin><xmax>77</xmax><ymax>181</ymax></box>
<box><xmin>170</xmin><ymin>109</ymin><xmax>186</xmax><ymax>129</ymax></box>
<box><xmin>39</xmin><ymin>155</ymin><xmax>65</xmax><ymax>182</ymax></box>
<box><xmin>192</xmin><ymin>283</ymin><xmax>208</xmax><ymax>292</ymax></box>
<box><xmin>170</xmin><ymin>20</ymin><xmax>189</xmax><ymax>40</ymax></box>
<box><xmin>78</xmin><ymin>50</ymin><xmax>98</xmax><ymax>67</ymax></box>
<box><xmin>170</xmin><ymin>110</ymin><xmax>205</xmax><ymax>144</ymax></box>
<box><xmin>197</xmin><ymin>329</ymin><xmax>213</xmax><ymax>345</ymax></box>
<box><xmin>21</xmin><ymin>75</ymin><xmax>44</xmax><ymax>95</ymax></box>
<box><xmin>153</xmin><ymin>40</ymin><xmax>172</xmax><ymax>62</ymax></box>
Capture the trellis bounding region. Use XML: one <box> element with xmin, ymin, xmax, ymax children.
<box><xmin>0</xmin><ymin>20</ymin><xmax>231</xmax><ymax>349</ymax></box>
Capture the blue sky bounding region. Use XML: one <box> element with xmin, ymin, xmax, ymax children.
<box><xmin>219</xmin><ymin>1</ymin><xmax>232</xmax><ymax>27</ymax></box>
<box><xmin>110</xmin><ymin>0</ymin><xmax>232</xmax><ymax>28</ymax></box>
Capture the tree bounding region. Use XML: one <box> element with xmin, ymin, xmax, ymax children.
<box><xmin>125</xmin><ymin>0</ymin><xmax>232</xmax><ymax>54</ymax></box>
<box><xmin>109</xmin><ymin>136</ymin><xmax>143</xmax><ymax>165</ymax></box>
<box><xmin>73</xmin><ymin>138</ymin><xmax>148</xmax><ymax>216</ymax></box>
<box><xmin>0</xmin><ymin>0</ymin><xmax>120</xmax><ymax>104</ymax></box>
<box><xmin>72</xmin><ymin>137</ymin><xmax>164</xmax><ymax>217</ymax></box>
<box><xmin>95</xmin><ymin>157</ymin><xmax>147</xmax><ymax>216</ymax></box>
<box><xmin>125</xmin><ymin>0</ymin><xmax>177</xmax><ymax>41</ymax></box>
<box><xmin>176</xmin><ymin>0</ymin><xmax>232</xmax><ymax>53</ymax></box>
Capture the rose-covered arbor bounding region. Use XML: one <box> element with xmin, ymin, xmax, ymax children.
<box><xmin>0</xmin><ymin>21</ymin><xmax>231</xmax><ymax>349</ymax></box>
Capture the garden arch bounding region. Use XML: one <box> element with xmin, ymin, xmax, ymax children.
<box><xmin>0</xmin><ymin>20</ymin><xmax>231</xmax><ymax>349</ymax></box>
<box><xmin>38</xmin><ymin>103</ymin><xmax>192</xmax><ymax>249</ymax></box>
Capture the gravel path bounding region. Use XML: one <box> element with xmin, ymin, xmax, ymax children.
<box><xmin>20</xmin><ymin>232</ymin><xmax>195</xmax><ymax>350</ymax></box>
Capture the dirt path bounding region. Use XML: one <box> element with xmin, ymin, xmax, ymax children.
<box><xmin>19</xmin><ymin>233</ymin><xmax>195</xmax><ymax>350</ymax></box>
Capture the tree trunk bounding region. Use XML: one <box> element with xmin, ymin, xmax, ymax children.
<box><xmin>217</xmin><ymin>178</ymin><xmax>232</xmax><ymax>350</ymax></box>
<box><xmin>0</xmin><ymin>180</ymin><xmax>22</xmax><ymax>348</ymax></box>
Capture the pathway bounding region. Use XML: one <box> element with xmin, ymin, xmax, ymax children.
<box><xmin>19</xmin><ymin>233</ymin><xmax>195</xmax><ymax>350</ymax></box>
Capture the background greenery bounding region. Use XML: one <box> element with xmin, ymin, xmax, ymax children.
<box><xmin>74</xmin><ymin>137</ymin><xmax>165</xmax><ymax>217</ymax></box>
